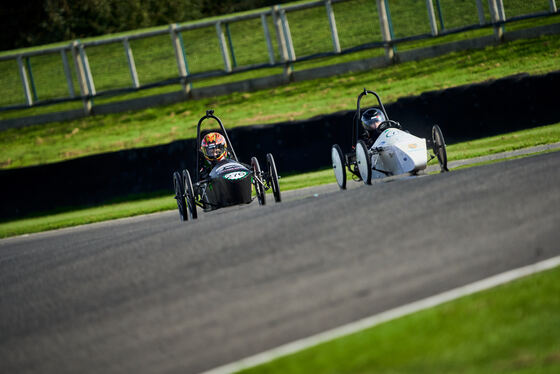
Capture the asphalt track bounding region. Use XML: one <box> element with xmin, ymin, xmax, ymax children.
<box><xmin>1</xmin><ymin>152</ymin><xmax>559</xmax><ymax>374</ymax></box>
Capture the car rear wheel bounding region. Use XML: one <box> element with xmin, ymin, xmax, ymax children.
<box><xmin>432</xmin><ymin>125</ymin><xmax>449</xmax><ymax>172</ymax></box>
<box><xmin>182</xmin><ymin>169</ymin><xmax>198</xmax><ymax>219</ymax></box>
<box><xmin>251</xmin><ymin>157</ymin><xmax>266</xmax><ymax>205</ymax></box>
<box><xmin>356</xmin><ymin>140</ymin><xmax>372</xmax><ymax>185</ymax></box>
<box><xmin>331</xmin><ymin>144</ymin><xmax>346</xmax><ymax>190</ymax></box>
<box><xmin>266</xmin><ymin>153</ymin><xmax>281</xmax><ymax>203</ymax></box>
<box><xmin>173</xmin><ymin>171</ymin><xmax>188</xmax><ymax>221</ymax></box>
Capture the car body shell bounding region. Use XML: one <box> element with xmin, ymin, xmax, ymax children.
<box><xmin>201</xmin><ymin>159</ymin><xmax>253</xmax><ymax>209</ymax></box>
<box><xmin>370</xmin><ymin>128</ymin><xmax>428</xmax><ymax>178</ymax></box>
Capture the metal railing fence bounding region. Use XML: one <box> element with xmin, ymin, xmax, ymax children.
<box><xmin>0</xmin><ymin>0</ymin><xmax>558</xmax><ymax>114</ymax></box>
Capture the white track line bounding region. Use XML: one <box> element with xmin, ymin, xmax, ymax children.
<box><xmin>200</xmin><ymin>255</ymin><xmax>560</xmax><ymax>374</ymax></box>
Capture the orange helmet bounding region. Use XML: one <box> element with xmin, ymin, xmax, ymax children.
<box><xmin>201</xmin><ymin>132</ymin><xmax>227</xmax><ymax>162</ymax></box>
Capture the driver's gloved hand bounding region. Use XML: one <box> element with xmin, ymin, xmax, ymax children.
<box><xmin>199</xmin><ymin>168</ymin><xmax>209</xmax><ymax>180</ymax></box>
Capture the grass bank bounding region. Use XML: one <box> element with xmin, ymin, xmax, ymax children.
<box><xmin>1</xmin><ymin>33</ymin><xmax>560</xmax><ymax>170</ymax></box>
<box><xmin>1</xmin><ymin>122</ymin><xmax>559</xmax><ymax>238</ymax></box>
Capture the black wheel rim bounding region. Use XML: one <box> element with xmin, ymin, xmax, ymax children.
<box><xmin>183</xmin><ymin>170</ymin><xmax>198</xmax><ymax>219</ymax></box>
<box><xmin>267</xmin><ymin>154</ymin><xmax>281</xmax><ymax>202</ymax></box>
<box><xmin>173</xmin><ymin>172</ymin><xmax>187</xmax><ymax>221</ymax></box>
<box><xmin>252</xmin><ymin>157</ymin><xmax>265</xmax><ymax>205</ymax></box>
<box><xmin>432</xmin><ymin>125</ymin><xmax>448</xmax><ymax>172</ymax></box>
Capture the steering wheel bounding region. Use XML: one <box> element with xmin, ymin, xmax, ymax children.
<box><xmin>377</xmin><ymin>120</ymin><xmax>402</xmax><ymax>132</ymax></box>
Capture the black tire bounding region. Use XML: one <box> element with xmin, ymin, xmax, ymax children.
<box><xmin>432</xmin><ymin>125</ymin><xmax>449</xmax><ymax>172</ymax></box>
<box><xmin>266</xmin><ymin>153</ymin><xmax>281</xmax><ymax>203</ymax></box>
<box><xmin>331</xmin><ymin>144</ymin><xmax>346</xmax><ymax>190</ymax></box>
<box><xmin>356</xmin><ymin>140</ymin><xmax>372</xmax><ymax>185</ymax></box>
<box><xmin>173</xmin><ymin>171</ymin><xmax>188</xmax><ymax>221</ymax></box>
<box><xmin>251</xmin><ymin>157</ymin><xmax>266</xmax><ymax>205</ymax></box>
<box><xmin>182</xmin><ymin>169</ymin><xmax>198</xmax><ymax>219</ymax></box>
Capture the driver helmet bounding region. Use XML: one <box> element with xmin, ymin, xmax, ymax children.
<box><xmin>361</xmin><ymin>108</ymin><xmax>386</xmax><ymax>133</ymax></box>
<box><xmin>201</xmin><ymin>132</ymin><xmax>227</xmax><ymax>162</ymax></box>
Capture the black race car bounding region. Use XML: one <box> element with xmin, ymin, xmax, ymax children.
<box><xmin>173</xmin><ymin>110</ymin><xmax>281</xmax><ymax>221</ymax></box>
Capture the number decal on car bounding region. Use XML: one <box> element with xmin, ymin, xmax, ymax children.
<box><xmin>224</xmin><ymin>171</ymin><xmax>248</xmax><ymax>180</ymax></box>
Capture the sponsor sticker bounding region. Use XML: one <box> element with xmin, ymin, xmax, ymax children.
<box><xmin>408</xmin><ymin>143</ymin><xmax>418</xmax><ymax>149</ymax></box>
<box><xmin>385</xmin><ymin>130</ymin><xmax>396</xmax><ymax>138</ymax></box>
<box><xmin>224</xmin><ymin>171</ymin><xmax>248</xmax><ymax>180</ymax></box>
<box><xmin>215</xmin><ymin>164</ymin><xmax>240</xmax><ymax>173</ymax></box>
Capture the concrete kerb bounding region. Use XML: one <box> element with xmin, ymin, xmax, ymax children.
<box><xmin>1</xmin><ymin>23</ymin><xmax>559</xmax><ymax>132</ymax></box>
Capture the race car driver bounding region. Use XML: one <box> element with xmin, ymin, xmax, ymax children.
<box><xmin>199</xmin><ymin>131</ymin><xmax>228</xmax><ymax>179</ymax></box>
<box><xmin>359</xmin><ymin>107</ymin><xmax>387</xmax><ymax>147</ymax></box>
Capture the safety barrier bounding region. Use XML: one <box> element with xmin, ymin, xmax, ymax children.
<box><xmin>0</xmin><ymin>0</ymin><xmax>558</xmax><ymax>115</ymax></box>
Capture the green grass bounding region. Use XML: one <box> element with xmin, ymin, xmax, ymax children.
<box><xmin>441</xmin><ymin>123</ymin><xmax>560</xmax><ymax>161</ymax></box>
<box><xmin>2</xmin><ymin>33</ymin><xmax>560</xmax><ymax>170</ymax></box>
<box><xmin>450</xmin><ymin>148</ymin><xmax>560</xmax><ymax>172</ymax></box>
<box><xmin>237</xmin><ymin>265</ymin><xmax>560</xmax><ymax>374</ymax></box>
<box><xmin>1</xmin><ymin>122</ymin><xmax>559</xmax><ymax>238</ymax></box>
<box><xmin>0</xmin><ymin>193</ymin><xmax>176</xmax><ymax>238</ymax></box>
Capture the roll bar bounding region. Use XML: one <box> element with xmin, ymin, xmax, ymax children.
<box><xmin>195</xmin><ymin>110</ymin><xmax>239</xmax><ymax>182</ymax></box>
<box><xmin>352</xmin><ymin>88</ymin><xmax>389</xmax><ymax>147</ymax></box>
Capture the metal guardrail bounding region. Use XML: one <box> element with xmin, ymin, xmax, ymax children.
<box><xmin>0</xmin><ymin>0</ymin><xmax>558</xmax><ymax>114</ymax></box>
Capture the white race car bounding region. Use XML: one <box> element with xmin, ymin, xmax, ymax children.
<box><xmin>331</xmin><ymin>89</ymin><xmax>448</xmax><ymax>189</ymax></box>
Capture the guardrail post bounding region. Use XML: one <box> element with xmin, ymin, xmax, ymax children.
<box><xmin>17</xmin><ymin>56</ymin><xmax>33</xmax><ymax>106</ymax></box>
<box><xmin>325</xmin><ymin>0</ymin><xmax>341</xmax><ymax>53</ymax></box>
<box><xmin>434</xmin><ymin>0</ymin><xmax>445</xmax><ymax>31</ymax></box>
<box><xmin>225</xmin><ymin>23</ymin><xmax>237</xmax><ymax>68</ymax></box>
<box><xmin>550</xmin><ymin>0</ymin><xmax>558</xmax><ymax>12</ymax></box>
<box><xmin>61</xmin><ymin>49</ymin><xmax>75</xmax><ymax>98</ymax></box>
<box><xmin>279</xmin><ymin>10</ymin><xmax>296</xmax><ymax>61</ymax></box>
<box><xmin>272</xmin><ymin>6</ymin><xmax>288</xmax><ymax>62</ymax></box>
<box><xmin>496</xmin><ymin>0</ymin><xmax>506</xmax><ymax>22</ymax></box>
<box><xmin>475</xmin><ymin>0</ymin><xmax>486</xmax><ymax>25</ymax></box>
<box><xmin>426</xmin><ymin>0</ymin><xmax>439</xmax><ymax>36</ymax></box>
<box><xmin>272</xmin><ymin>6</ymin><xmax>292</xmax><ymax>81</ymax></box>
<box><xmin>123</xmin><ymin>38</ymin><xmax>140</xmax><ymax>89</ymax></box>
<box><xmin>24</xmin><ymin>57</ymin><xmax>39</xmax><ymax>102</ymax></box>
<box><xmin>79</xmin><ymin>44</ymin><xmax>96</xmax><ymax>97</ymax></box>
<box><xmin>216</xmin><ymin>22</ymin><xmax>233</xmax><ymax>73</ymax></box>
<box><xmin>169</xmin><ymin>23</ymin><xmax>191</xmax><ymax>95</ymax></box>
<box><xmin>376</xmin><ymin>0</ymin><xmax>395</xmax><ymax>61</ymax></box>
<box><xmin>488</xmin><ymin>0</ymin><xmax>504</xmax><ymax>41</ymax></box>
<box><xmin>261</xmin><ymin>13</ymin><xmax>275</xmax><ymax>65</ymax></box>
<box><xmin>71</xmin><ymin>41</ymin><xmax>92</xmax><ymax>114</ymax></box>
